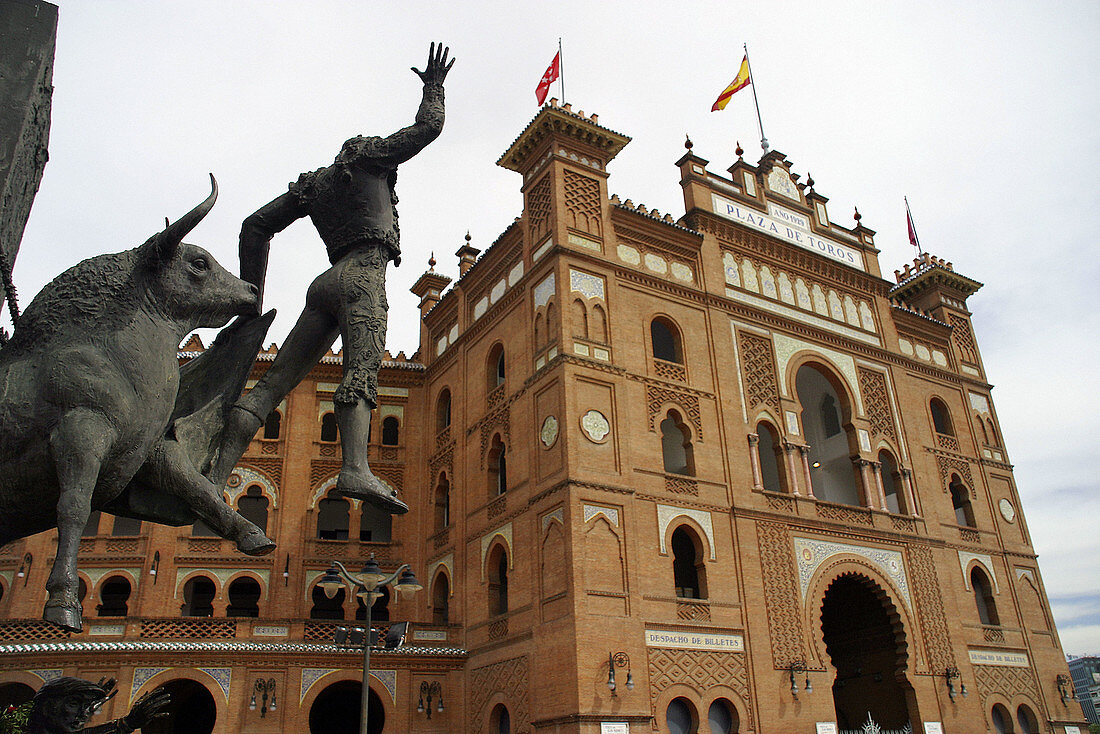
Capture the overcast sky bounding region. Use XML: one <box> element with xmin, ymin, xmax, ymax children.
<box><xmin>11</xmin><ymin>1</ymin><xmax>1099</xmax><ymax>655</ymax></box>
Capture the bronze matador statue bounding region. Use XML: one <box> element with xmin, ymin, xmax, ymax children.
<box><xmin>17</xmin><ymin>678</ymin><xmax>169</xmax><ymax>734</ymax></box>
<box><xmin>208</xmin><ymin>43</ymin><xmax>454</xmax><ymax>514</ymax></box>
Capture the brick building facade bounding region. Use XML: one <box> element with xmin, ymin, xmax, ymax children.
<box><xmin>0</xmin><ymin>101</ymin><xmax>1088</xmax><ymax>733</ymax></box>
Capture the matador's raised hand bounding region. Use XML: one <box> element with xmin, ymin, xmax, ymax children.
<box><xmin>412</xmin><ymin>41</ymin><xmax>454</xmax><ymax>86</ymax></box>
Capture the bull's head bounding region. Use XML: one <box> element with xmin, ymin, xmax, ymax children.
<box><xmin>139</xmin><ymin>175</ymin><xmax>260</xmax><ymax>332</ymax></box>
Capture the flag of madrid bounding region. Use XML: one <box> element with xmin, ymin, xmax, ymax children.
<box><xmin>535</xmin><ymin>51</ymin><xmax>561</xmax><ymax>105</ymax></box>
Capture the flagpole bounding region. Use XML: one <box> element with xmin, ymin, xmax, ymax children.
<box><xmin>905</xmin><ymin>196</ymin><xmax>923</xmax><ymax>255</ymax></box>
<box><xmin>744</xmin><ymin>43</ymin><xmax>769</xmax><ymax>154</ymax></box>
<box><xmin>558</xmin><ymin>38</ymin><xmax>565</xmax><ymax>104</ymax></box>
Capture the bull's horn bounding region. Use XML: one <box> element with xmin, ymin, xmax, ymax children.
<box><xmin>156</xmin><ymin>174</ymin><xmax>218</xmax><ymax>257</ymax></box>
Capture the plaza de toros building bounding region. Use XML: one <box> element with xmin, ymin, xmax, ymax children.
<box><xmin>0</xmin><ymin>100</ymin><xmax>1087</xmax><ymax>734</ymax></box>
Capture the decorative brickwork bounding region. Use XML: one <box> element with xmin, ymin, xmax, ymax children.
<box><xmin>815</xmin><ymin>502</ymin><xmax>874</xmax><ymax>525</ymax></box>
<box><xmin>890</xmin><ymin>516</ymin><xmax>917</xmax><ymax>534</ymax></box>
<box><xmin>647</xmin><ymin>648</ymin><xmax>751</xmax><ymax>729</ymax></box>
<box><xmin>479</xmin><ymin>406</ymin><xmax>511</xmax><ymax>467</ymax></box>
<box><xmin>527</xmin><ymin>175</ymin><xmax>553</xmax><ymax>239</ymax></box>
<box><xmin>140</xmin><ymin>619</ymin><xmax>236</xmax><ymax>639</ymax></box>
<box><xmin>0</xmin><ymin>620</ymin><xmax>71</xmax><ymax>641</ymax></box>
<box><xmin>487</xmin><ymin>495</ymin><xmax>507</xmax><ymax>520</ymax></box>
<box><xmin>470</xmin><ymin>656</ymin><xmax>529</xmax><ymax>734</ymax></box>
<box><xmin>372</xmin><ymin>464</ymin><xmax>403</xmax><ymax>491</ymax></box>
<box><xmin>973</xmin><ymin>664</ymin><xmax>1044</xmax><ymax>717</ymax></box>
<box><xmin>105</xmin><ymin>538</ymin><xmax>138</xmax><ymax>553</ymax></box>
<box><xmin>245</xmin><ymin>457</ymin><xmax>284</xmax><ymax>483</ymax></box>
<box><xmin>563</xmin><ymin>169</ymin><xmax>602</xmax><ymax>236</ymax></box>
<box><xmin>310</xmin><ymin>460</ymin><xmax>341</xmax><ymax>488</ymax></box>
<box><xmin>906</xmin><ymin>545</ymin><xmax>954</xmax><ymax>673</ymax></box>
<box><xmin>646</xmin><ymin>384</ymin><xmax>702</xmax><ymax>440</ymax></box>
<box><xmin>739</xmin><ymin>332</ymin><xmax>781</xmax><ymax>415</ymax></box>
<box><xmin>676</xmin><ymin>600</ymin><xmax>711</xmax><ymax>622</ymax></box>
<box><xmin>936</xmin><ymin>433</ymin><xmax>960</xmax><ymax>452</ymax></box>
<box><xmin>949</xmin><ymin>314</ymin><xmax>979</xmax><ymax>365</ymax></box>
<box><xmin>665</xmin><ymin>475</ymin><xmax>699</xmax><ymax>496</ymax></box>
<box><xmin>765</xmin><ymin>492</ymin><xmax>796</xmax><ymax>513</ymax></box>
<box><xmin>757</xmin><ymin>521</ymin><xmax>803</xmax><ymax>668</ymax></box>
<box><xmin>858</xmin><ymin>367</ymin><xmax>896</xmax><ymax>441</ymax></box>
<box><xmin>935</xmin><ymin>452</ymin><xmax>975</xmax><ymax>494</ymax></box>
<box><xmin>653</xmin><ymin>358</ymin><xmax>687</xmax><ymax>382</ymax></box>
<box><xmin>186</xmin><ymin>538</ymin><xmax>222</xmax><ymax>553</ymax></box>
<box><xmin>488</xmin><ymin>618</ymin><xmax>508</xmax><ymax>640</ymax></box>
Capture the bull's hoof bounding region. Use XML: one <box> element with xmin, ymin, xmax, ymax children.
<box><xmin>43</xmin><ymin>603</ymin><xmax>82</xmax><ymax>633</ymax></box>
<box><xmin>335</xmin><ymin>468</ymin><xmax>409</xmax><ymax>515</ymax></box>
<box><xmin>236</xmin><ymin>529</ymin><xmax>276</xmax><ymax>556</ymax></box>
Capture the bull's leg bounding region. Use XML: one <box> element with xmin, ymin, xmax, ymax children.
<box><xmin>148</xmin><ymin>441</ymin><xmax>275</xmax><ymax>556</ymax></box>
<box><xmin>46</xmin><ymin>410</ymin><xmax>116</xmax><ymax>631</ymax></box>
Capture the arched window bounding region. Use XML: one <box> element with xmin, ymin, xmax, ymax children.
<box><xmin>97</xmin><ymin>576</ymin><xmax>131</xmax><ymax>617</ymax></box>
<box><xmin>226</xmin><ymin>576</ymin><xmax>261</xmax><ymax>617</ymax></box>
<box><xmin>756</xmin><ymin>422</ymin><xmax>783</xmax><ymax>492</ymax></box>
<box><xmin>181</xmin><ymin>576</ymin><xmax>215</xmax><ymax>617</ymax></box>
<box><xmin>672</xmin><ymin>526</ymin><xmax>707</xmax><ymax>599</ymax></box>
<box><xmin>489</xmin><ymin>703</ymin><xmax>511</xmax><ymax>734</ymax></box>
<box><xmin>707</xmin><ymin>698</ymin><xmax>739</xmax><ymax>733</ymax></box>
<box><xmin>1016</xmin><ymin>704</ymin><xmax>1039</xmax><ymax>734</ymax></box>
<box><xmin>310</xmin><ymin>584</ymin><xmax>345</xmax><ymax>620</ymax></box>
<box><xmin>991</xmin><ymin>703</ymin><xmax>1012</xmax><ymax>734</ymax></box>
<box><xmin>111</xmin><ymin>515</ymin><xmax>142</xmax><ymax>536</ymax></box>
<box><xmin>434</xmin><ymin>473</ymin><xmax>450</xmax><ymax>531</ymax></box>
<box><xmin>263</xmin><ymin>410</ymin><xmax>281</xmax><ymax>439</ymax></box>
<box><xmin>972</xmin><ymin>567</ymin><xmax>999</xmax><ymax>626</ymax></box>
<box><xmin>666</xmin><ymin>697</ymin><xmax>698</xmax><ymax>734</ymax></box>
<box><xmin>487</xmin><ymin>343</ymin><xmax>506</xmax><ymax>390</ymax></box>
<box><xmin>878</xmin><ymin>450</ymin><xmax>903</xmax><ymax>514</ymax></box>
<box><xmin>381</xmin><ymin>416</ymin><xmax>399</xmax><ymax>445</ymax></box>
<box><xmin>489</xmin><ymin>435</ymin><xmax>507</xmax><ymax>496</ymax></box>
<box><xmin>534</xmin><ymin>312</ymin><xmax>544</xmax><ymax>349</ymax></box>
<box><xmin>651</xmin><ymin>317</ymin><xmax>682</xmax><ymax>363</ymax></box>
<box><xmin>432</xmin><ymin>572</ymin><xmax>450</xmax><ymax>625</ymax></box>
<box><xmin>356</xmin><ymin>586</ymin><xmax>389</xmax><ymax>622</ymax></box>
<box><xmin>320</xmin><ymin>412</ymin><xmax>338</xmax><ymax>442</ymax></box>
<box><xmin>82</xmin><ymin>511</ymin><xmax>101</xmax><ymax>537</ymax></box>
<box><xmin>950</xmin><ymin>475</ymin><xmax>975</xmax><ymax>527</ymax></box>
<box><xmin>237</xmin><ymin>485</ymin><xmax>269</xmax><ymax>535</ymax></box>
<box><xmin>591</xmin><ymin>304</ymin><xmax>608</xmax><ymax>343</ymax></box>
<box><xmin>661</xmin><ymin>411</ymin><xmax>694</xmax><ymax>476</ymax></box>
<box><xmin>572</xmin><ymin>298</ymin><xmax>588</xmax><ymax>339</ymax></box>
<box><xmin>360</xmin><ymin>504</ymin><xmax>392</xmax><ymax>542</ymax></box>
<box><xmin>930</xmin><ymin>398</ymin><xmax>954</xmax><ymax>435</ymax></box>
<box><xmin>317</xmin><ymin>495</ymin><xmax>350</xmax><ymax>540</ymax></box>
<box><xmin>436</xmin><ymin>389</ymin><xmax>452</xmax><ymax>433</ymax></box>
<box><xmin>797</xmin><ymin>365</ymin><xmax>859</xmax><ymax>506</ymax></box>
<box><xmin>488</xmin><ymin>544</ymin><xmax>509</xmax><ymax>617</ymax></box>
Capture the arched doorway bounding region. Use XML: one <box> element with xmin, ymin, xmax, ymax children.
<box><xmin>309</xmin><ymin>680</ymin><xmax>385</xmax><ymax>734</ymax></box>
<box><xmin>144</xmin><ymin>678</ymin><xmax>217</xmax><ymax>734</ymax></box>
<box><xmin>0</xmin><ymin>682</ymin><xmax>35</xmax><ymax>710</ymax></box>
<box><xmin>820</xmin><ymin>574</ymin><xmax>914</xmax><ymax>729</ymax></box>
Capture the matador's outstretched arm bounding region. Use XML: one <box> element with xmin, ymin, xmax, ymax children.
<box><xmin>339</xmin><ymin>42</ymin><xmax>455</xmax><ymax>168</ymax></box>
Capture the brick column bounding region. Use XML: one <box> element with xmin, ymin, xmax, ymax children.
<box><xmin>798</xmin><ymin>445</ymin><xmax>815</xmax><ymax>498</ymax></box>
<box><xmin>747</xmin><ymin>433</ymin><xmax>764</xmax><ymax>491</ymax></box>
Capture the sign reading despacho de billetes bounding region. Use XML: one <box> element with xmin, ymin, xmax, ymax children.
<box><xmin>645</xmin><ymin>628</ymin><xmax>744</xmax><ymax>652</ymax></box>
<box><xmin>968</xmin><ymin>649</ymin><xmax>1030</xmax><ymax>667</ymax></box>
<box><xmin>711</xmin><ymin>193</ymin><xmax>865</xmax><ymax>271</ymax></box>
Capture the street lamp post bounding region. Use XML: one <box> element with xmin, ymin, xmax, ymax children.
<box><xmin>319</xmin><ymin>555</ymin><xmax>422</xmax><ymax>734</ymax></box>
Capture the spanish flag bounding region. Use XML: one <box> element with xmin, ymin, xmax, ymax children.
<box><xmin>711</xmin><ymin>55</ymin><xmax>751</xmax><ymax>111</ymax></box>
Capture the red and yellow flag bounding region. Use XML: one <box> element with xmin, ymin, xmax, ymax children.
<box><xmin>711</xmin><ymin>55</ymin><xmax>751</xmax><ymax>111</ymax></box>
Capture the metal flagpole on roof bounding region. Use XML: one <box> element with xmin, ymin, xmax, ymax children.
<box><xmin>905</xmin><ymin>196</ymin><xmax>924</xmax><ymax>255</ymax></box>
<box><xmin>559</xmin><ymin>37</ymin><xmax>565</xmax><ymax>104</ymax></box>
<box><xmin>744</xmin><ymin>43</ymin><xmax>769</xmax><ymax>154</ymax></box>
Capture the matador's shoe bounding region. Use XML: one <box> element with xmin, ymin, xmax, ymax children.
<box><xmin>335</xmin><ymin>467</ymin><xmax>409</xmax><ymax>514</ymax></box>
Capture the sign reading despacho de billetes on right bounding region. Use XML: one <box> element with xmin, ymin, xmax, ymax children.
<box><xmin>711</xmin><ymin>193</ymin><xmax>865</xmax><ymax>271</ymax></box>
<box><xmin>968</xmin><ymin>648</ymin><xmax>1030</xmax><ymax>667</ymax></box>
<box><xmin>644</xmin><ymin>628</ymin><xmax>744</xmax><ymax>652</ymax></box>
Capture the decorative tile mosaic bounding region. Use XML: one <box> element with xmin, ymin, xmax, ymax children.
<box><xmin>429</xmin><ymin>553</ymin><xmax>453</xmax><ymax>593</ymax></box>
<box><xmin>534</xmin><ymin>273</ymin><xmax>556</xmax><ymax>308</ymax></box>
<box><xmin>657</xmin><ymin>505</ymin><xmax>716</xmax><ymax>560</ymax></box>
<box><xmin>198</xmin><ymin>668</ymin><xmax>231</xmax><ymax>701</ymax></box>
<box><xmin>300</xmin><ymin>668</ymin><xmax>339</xmax><ymax>704</ymax></box>
<box><xmin>793</xmin><ymin>536</ymin><xmax>910</xmax><ymax>609</ymax></box>
<box><xmin>480</xmin><ymin>523</ymin><xmax>513</xmax><ymax>580</ymax></box>
<box><xmin>540</xmin><ymin>415</ymin><xmax>559</xmax><ymax>448</ymax></box>
<box><xmin>130</xmin><ymin>668</ymin><xmax>169</xmax><ymax>702</ymax></box>
<box><xmin>227</xmin><ymin>467</ymin><xmax>278</xmax><ymax>508</ymax></box>
<box><xmin>583</xmin><ymin>504</ymin><xmax>619</xmax><ymax>526</ymax></box>
<box><xmin>542</xmin><ymin>507</ymin><xmax>565</xmax><ymax>531</ymax></box>
<box><xmin>570</xmin><ymin>269</ymin><xmax>606</xmax><ymax>300</ymax></box>
<box><xmin>958</xmin><ymin>551</ymin><xmax>998</xmax><ymax>593</ymax></box>
<box><xmin>772</xmin><ymin>333</ymin><xmax>864</xmax><ymax>414</ymax></box>
<box><xmin>580</xmin><ymin>410</ymin><xmax>610</xmax><ymax>442</ymax></box>
<box><xmin>30</xmin><ymin>669</ymin><xmax>63</xmax><ymax>683</ymax></box>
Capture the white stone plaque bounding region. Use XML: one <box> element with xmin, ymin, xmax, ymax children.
<box><xmin>644</xmin><ymin>628</ymin><xmax>743</xmax><ymax>652</ymax></box>
<box><xmin>1064</xmin><ymin>726</ymin><xmax>1081</xmax><ymax>734</ymax></box>
<box><xmin>923</xmin><ymin>723</ymin><xmax>944</xmax><ymax>734</ymax></box>
<box><xmin>712</xmin><ymin>193</ymin><xmax>864</xmax><ymax>270</ymax></box>
<box><xmin>601</xmin><ymin>724</ymin><xmax>629</xmax><ymax>734</ymax></box>
<box><xmin>254</xmin><ymin>625</ymin><xmax>288</xmax><ymax>637</ymax></box>
<box><xmin>968</xmin><ymin>649</ymin><xmax>1029</xmax><ymax>667</ymax></box>
<box><xmin>815</xmin><ymin>723</ymin><xmax>838</xmax><ymax>734</ymax></box>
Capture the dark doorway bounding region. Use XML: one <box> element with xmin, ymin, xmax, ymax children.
<box><xmin>820</xmin><ymin>574</ymin><xmax>914</xmax><ymax>729</ymax></box>
<box><xmin>309</xmin><ymin>680</ymin><xmax>384</xmax><ymax>734</ymax></box>
<box><xmin>0</xmin><ymin>682</ymin><xmax>35</xmax><ymax>711</ymax></box>
<box><xmin>144</xmin><ymin>679</ymin><xmax>217</xmax><ymax>734</ymax></box>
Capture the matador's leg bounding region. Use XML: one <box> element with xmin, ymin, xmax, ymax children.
<box><xmin>332</xmin><ymin>248</ymin><xmax>408</xmax><ymax>514</ymax></box>
<box><xmin>207</xmin><ymin>273</ymin><xmax>340</xmax><ymax>486</ymax></box>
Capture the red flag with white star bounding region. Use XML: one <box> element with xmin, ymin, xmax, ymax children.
<box><xmin>535</xmin><ymin>51</ymin><xmax>560</xmax><ymax>105</ymax></box>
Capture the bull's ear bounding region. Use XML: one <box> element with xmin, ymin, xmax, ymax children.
<box><xmin>149</xmin><ymin>174</ymin><xmax>218</xmax><ymax>262</ymax></box>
